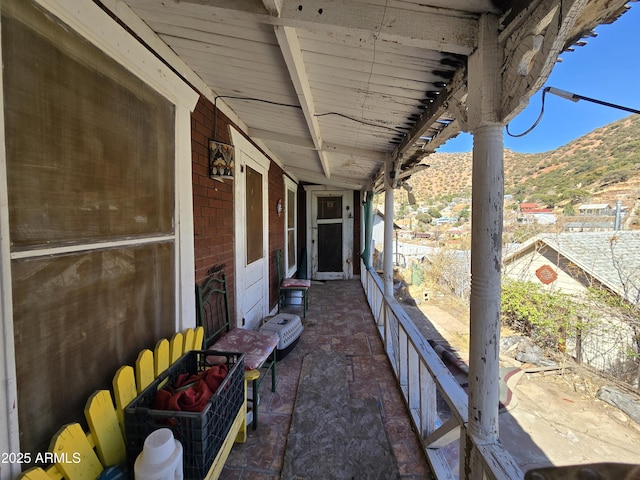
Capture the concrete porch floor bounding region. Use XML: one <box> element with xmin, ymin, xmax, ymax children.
<box><xmin>220</xmin><ymin>280</ymin><xmax>433</xmax><ymax>479</ymax></box>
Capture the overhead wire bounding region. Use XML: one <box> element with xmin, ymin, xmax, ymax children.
<box><xmin>505</xmin><ymin>87</ymin><xmax>549</xmax><ymax>138</ymax></box>
<box><xmin>214</xmin><ymin>95</ymin><xmax>405</xmax><ymax>134</ymax></box>
<box><xmin>506</xmin><ymin>85</ymin><xmax>640</xmax><ymax>138</ymax></box>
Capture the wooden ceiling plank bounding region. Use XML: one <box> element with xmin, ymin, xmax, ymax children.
<box><xmin>278</xmin><ymin>0</ymin><xmax>477</xmax><ymax>55</ymax></box>
<box><xmin>249</xmin><ymin>128</ymin><xmax>316</xmax><ymax>149</ymax></box>
<box><xmin>133</xmin><ymin>0</ymin><xmax>478</xmax><ymax>54</ymax></box>
<box><xmin>274</xmin><ymin>25</ymin><xmax>331</xmax><ymax>178</ymax></box>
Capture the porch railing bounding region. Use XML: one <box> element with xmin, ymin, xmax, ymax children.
<box><xmin>360</xmin><ymin>261</ymin><xmax>523</xmax><ymax>480</ymax></box>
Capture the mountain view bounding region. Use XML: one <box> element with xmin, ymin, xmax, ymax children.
<box><xmin>409</xmin><ymin>114</ymin><xmax>640</xmax><ymax>226</ymax></box>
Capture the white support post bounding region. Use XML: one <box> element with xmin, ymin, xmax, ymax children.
<box><xmin>469</xmin><ymin>124</ymin><xmax>503</xmax><ymax>442</ymax></box>
<box><xmin>383</xmin><ymin>162</ymin><xmax>395</xmax><ymax>297</ymax></box>
<box><xmin>464</xmin><ymin>13</ymin><xmax>504</xmax><ymax>480</ymax></box>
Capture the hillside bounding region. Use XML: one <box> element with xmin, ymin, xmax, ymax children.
<box><xmin>410</xmin><ymin>115</ymin><xmax>640</xmax><ymax>216</ymax></box>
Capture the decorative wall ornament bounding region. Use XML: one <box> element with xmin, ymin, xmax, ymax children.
<box><xmin>535</xmin><ymin>264</ymin><xmax>558</xmax><ymax>285</ymax></box>
<box><xmin>209</xmin><ymin>139</ymin><xmax>235</xmax><ymax>179</ymax></box>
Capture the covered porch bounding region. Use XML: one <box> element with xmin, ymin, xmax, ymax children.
<box><xmin>221</xmin><ymin>278</ymin><xmax>434</xmax><ymax>479</ymax></box>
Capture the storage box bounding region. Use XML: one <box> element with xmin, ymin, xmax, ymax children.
<box><xmin>259</xmin><ymin>313</ymin><xmax>303</xmax><ymax>359</ymax></box>
<box><xmin>124</xmin><ymin>350</ymin><xmax>244</xmax><ymax>480</ymax></box>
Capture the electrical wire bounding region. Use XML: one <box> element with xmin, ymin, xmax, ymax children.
<box><xmin>215</xmin><ymin>95</ymin><xmax>300</xmax><ymax>110</ymax></box>
<box><xmin>505</xmin><ymin>87</ymin><xmax>548</xmax><ymax>138</ymax></box>
<box><xmin>315</xmin><ymin>112</ymin><xmax>404</xmax><ymax>133</ymax></box>
<box><xmin>506</xmin><ymin>85</ymin><xmax>640</xmax><ymax>139</ymax></box>
<box><xmin>215</xmin><ymin>94</ymin><xmax>405</xmax><ymax>133</ymax></box>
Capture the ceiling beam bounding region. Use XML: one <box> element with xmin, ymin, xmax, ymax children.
<box><xmin>261</xmin><ymin>0</ymin><xmax>283</xmax><ymax>17</ymax></box>
<box><xmin>286</xmin><ymin>166</ymin><xmax>364</xmax><ymax>190</ymax></box>
<box><xmin>322</xmin><ymin>143</ymin><xmax>388</xmax><ymax>163</ymax></box>
<box><xmin>274</xmin><ymin>25</ymin><xmax>331</xmax><ymax>178</ymax></box>
<box><xmin>278</xmin><ymin>1</ymin><xmax>477</xmax><ymax>55</ymax></box>
<box><xmin>175</xmin><ymin>0</ymin><xmax>478</xmax><ymax>55</ymax></box>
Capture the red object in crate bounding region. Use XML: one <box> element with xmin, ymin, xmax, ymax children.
<box><xmin>124</xmin><ymin>350</ymin><xmax>244</xmax><ymax>480</ymax></box>
<box><xmin>153</xmin><ymin>364</ymin><xmax>229</xmax><ymax>413</ymax></box>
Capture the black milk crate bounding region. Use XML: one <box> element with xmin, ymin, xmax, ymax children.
<box><xmin>124</xmin><ymin>350</ymin><xmax>244</xmax><ymax>480</ymax></box>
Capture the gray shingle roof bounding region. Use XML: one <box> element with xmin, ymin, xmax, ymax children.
<box><xmin>534</xmin><ymin>231</ymin><xmax>640</xmax><ymax>305</ymax></box>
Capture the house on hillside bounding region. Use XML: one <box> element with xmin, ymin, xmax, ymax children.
<box><xmin>578</xmin><ymin>203</ymin><xmax>612</xmax><ymax>216</ymax></box>
<box><xmin>564</xmin><ymin>201</ymin><xmax>626</xmax><ymax>232</ymax></box>
<box><xmin>503</xmin><ymin>231</ymin><xmax>640</xmax><ymax>382</ymax></box>
<box><xmin>517</xmin><ymin>202</ymin><xmax>557</xmax><ymax>225</ymax></box>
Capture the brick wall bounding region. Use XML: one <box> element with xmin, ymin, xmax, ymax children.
<box><xmin>191</xmin><ymin>96</ymin><xmax>236</xmax><ymax>320</ymax></box>
<box><xmin>191</xmin><ymin>95</ymin><xmax>289</xmax><ymax>319</ymax></box>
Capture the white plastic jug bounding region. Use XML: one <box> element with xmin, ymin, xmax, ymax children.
<box><xmin>134</xmin><ymin>428</ymin><xmax>183</xmax><ymax>480</ymax></box>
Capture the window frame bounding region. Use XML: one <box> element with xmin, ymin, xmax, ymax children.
<box><xmin>284</xmin><ymin>176</ymin><xmax>298</xmax><ymax>277</ymax></box>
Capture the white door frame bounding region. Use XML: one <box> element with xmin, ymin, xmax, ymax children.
<box><xmin>284</xmin><ymin>175</ymin><xmax>298</xmax><ymax>278</ymax></box>
<box><xmin>231</xmin><ymin>127</ymin><xmax>270</xmax><ymax>330</ymax></box>
<box><xmin>304</xmin><ymin>186</ymin><xmax>354</xmax><ymax>281</ymax></box>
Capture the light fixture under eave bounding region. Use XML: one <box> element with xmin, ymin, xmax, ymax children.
<box><xmin>545</xmin><ymin>86</ymin><xmax>640</xmax><ymax>114</ymax></box>
<box><xmin>402</xmin><ymin>182</ymin><xmax>416</xmax><ymax>205</ymax></box>
<box><xmin>396</xmin><ymin>163</ymin><xmax>430</xmax><ymax>181</ymax></box>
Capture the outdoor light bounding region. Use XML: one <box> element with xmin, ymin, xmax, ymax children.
<box><xmin>401</xmin><ymin>182</ymin><xmax>417</xmax><ymax>205</ymax></box>
<box><xmin>544</xmin><ymin>86</ymin><xmax>640</xmax><ymax>115</ymax></box>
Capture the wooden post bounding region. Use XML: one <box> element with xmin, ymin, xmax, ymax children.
<box><xmin>383</xmin><ymin>160</ymin><xmax>395</xmax><ymax>298</ymax></box>
<box><xmin>464</xmin><ymin>13</ymin><xmax>504</xmax><ymax>480</ymax></box>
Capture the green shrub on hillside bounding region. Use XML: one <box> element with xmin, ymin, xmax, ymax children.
<box><xmin>501</xmin><ymin>279</ymin><xmax>581</xmax><ymax>351</ymax></box>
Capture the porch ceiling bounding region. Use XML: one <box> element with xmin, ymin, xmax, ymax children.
<box><xmin>119</xmin><ymin>0</ymin><xmax>631</xmax><ymax>190</ymax></box>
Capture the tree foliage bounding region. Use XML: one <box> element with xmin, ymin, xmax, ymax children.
<box><xmin>501</xmin><ymin>279</ymin><xmax>580</xmax><ymax>350</ymax></box>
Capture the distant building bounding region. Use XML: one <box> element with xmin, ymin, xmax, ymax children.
<box><xmin>517</xmin><ymin>203</ymin><xmax>556</xmax><ymax>225</ymax></box>
<box><xmin>578</xmin><ymin>203</ymin><xmax>612</xmax><ymax>216</ymax></box>
<box><xmin>432</xmin><ymin>216</ymin><xmax>458</xmax><ymax>226</ymax></box>
<box><xmin>519</xmin><ymin>202</ymin><xmax>551</xmax><ymax>214</ymax></box>
<box><xmin>565</xmin><ymin>201</ymin><xmax>625</xmax><ymax>232</ymax></box>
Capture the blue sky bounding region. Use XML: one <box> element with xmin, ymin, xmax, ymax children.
<box><xmin>439</xmin><ymin>5</ymin><xmax>640</xmax><ymax>154</ymax></box>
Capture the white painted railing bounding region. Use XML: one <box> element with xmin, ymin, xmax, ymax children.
<box><xmin>360</xmin><ymin>262</ymin><xmax>523</xmax><ymax>480</ymax></box>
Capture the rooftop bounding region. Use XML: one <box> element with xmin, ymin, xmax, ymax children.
<box><xmin>506</xmin><ymin>231</ymin><xmax>640</xmax><ymax>305</ymax></box>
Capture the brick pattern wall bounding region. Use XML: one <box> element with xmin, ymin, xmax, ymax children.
<box><xmin>191</xmin><ymin>96</ymin><xmax>362</xmax><ymax>321</ymax></box>
<box><xmin>191</xmin><ymin>96</ymin><xmax>236</xmax><ymax>320</ymax></box>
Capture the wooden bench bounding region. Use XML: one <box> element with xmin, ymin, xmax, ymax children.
<box><xmin>17</xmin><ymin>326</ymin><xmax>248</xmax><ymax>480</ymax></box>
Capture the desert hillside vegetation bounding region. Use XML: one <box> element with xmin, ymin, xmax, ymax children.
<box><xmin>409</xmin><ymin>115</ymin><xmax>640</xmax><ymax>220</ymax></box>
